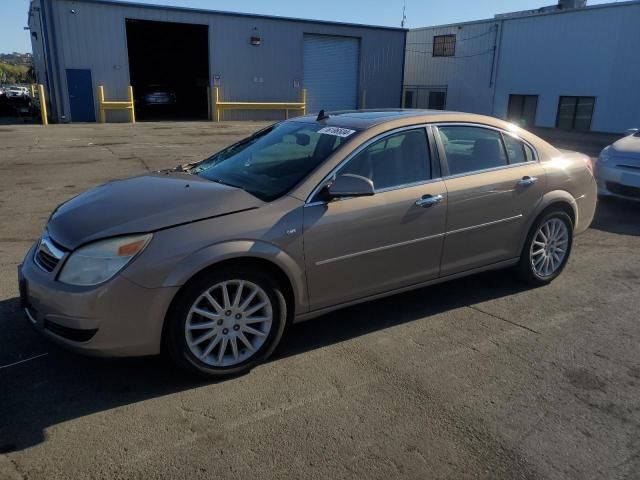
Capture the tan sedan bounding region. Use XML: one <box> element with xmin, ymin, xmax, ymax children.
<box><xmin>19</xmin><ymin>110</ymin><xmax>597</xmax><ymax>377</ymax></box>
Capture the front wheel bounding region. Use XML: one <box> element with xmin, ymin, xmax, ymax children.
<box><xmin>517</xmin><ymin>210</ymin><xmax>573</xmax><ymax>285</ymax></box>
<box><xmin>165</xmin><ymin>267</ymin><xmax>287</xmax><ymax>378</ymax></box>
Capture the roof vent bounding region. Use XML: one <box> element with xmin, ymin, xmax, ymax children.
<box><xmin>558</xmin><ymin>0</ymin><xmax>587</xmax><ymax>9</ymax></box>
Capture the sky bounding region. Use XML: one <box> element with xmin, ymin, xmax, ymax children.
<box><xmin>0</xmin><ymin>0</ymin><xmax>619</xmax><ymax>54</ymax></box>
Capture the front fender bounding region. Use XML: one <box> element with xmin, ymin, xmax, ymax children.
<box><xmin>162</xmin><ymin>239</ymin><xmax>309</xmax><ymax>314</ymax></box>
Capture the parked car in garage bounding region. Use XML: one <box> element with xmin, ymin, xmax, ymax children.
<box><xmin>18</xmin><ymin>110</ymin><xmax>597</xmax><ymax>377</ymax></box>
<box><xmin>596</xmin><ymin>128</ymin><xmax>640</xmax><ymax>201</ymax></box>
<box><xmin>142</xmin><ymin>84</ymin><xmax>177</xmax><ymax>106</ymax></box>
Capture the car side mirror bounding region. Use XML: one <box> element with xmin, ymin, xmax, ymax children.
<box><xmin>625</xmin><ymin>128</ymin><xmax>639</xmax><ymax>136</ymax></box>
<box><xmin>324</xmin><ymin>174</ymin><xmax>375</xmax><ymax>199</ymax></box>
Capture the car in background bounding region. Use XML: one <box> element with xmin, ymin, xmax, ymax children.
<box><xmin>142</xmin><ymin>84</ymin><xmax>177</xmax><ymax>106</ymax></box>
<box><xmin>596</xmin><ymin>128</ymin><xmax>640</xmax><ymax>201</ymax></box>
<box><xmin>5</xmin><ymin>86</ymin><xmax>29</xmax><ymax>98</ymax></box>
<box><xmin>19</xmin><ymin>110</ymin><xmax>597</xmax><ymax>377</ymax></box>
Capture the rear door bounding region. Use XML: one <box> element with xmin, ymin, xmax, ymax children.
<box><xmin>435</xmin><ymin>124</ymin><xmax>546</xmax><ymax>276</ymax></box>
<box><xmin>303</xmin><ymin>127</ymin><xmax>447</xmax><ymax>310</ymax></box>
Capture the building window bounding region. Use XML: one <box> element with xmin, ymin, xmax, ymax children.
<box><xmin>507</xmin><ymin>95</ymin><xmax>538</xmax><ymax>127</ymax></box>
<box><xmin>556</xmin><ymin>96</ymin><xmax>595</xmax><ymax>131</ymax></box>
<box><xmin>404</xmin><ymin>90</ymin><xmax>414</xmax><ymax>108</ymax></box>
<box><xmin>428</xmin><ymin>91</ymin><xmax>446</xmax><ymax>110</ymax></box>
<box><xmin>433</xmin><ymin>35</ymin><xmax>456</xmax><ymax>57</ymax></box>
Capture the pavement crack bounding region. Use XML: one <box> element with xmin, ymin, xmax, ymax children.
<box><xmin>468</xmin><ymin>305</ymin><xmax>541</xmax><ymax>335</ymax></box>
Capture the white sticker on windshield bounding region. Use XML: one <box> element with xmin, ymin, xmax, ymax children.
<box><xmin>318</xmin><ymin>127</ymin><xmax>356</xmax><ymax>138</ymax></box>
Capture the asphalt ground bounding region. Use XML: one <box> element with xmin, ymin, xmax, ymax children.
<box><xmin>0</xmin><ymin>122</ymin><xmax>639</xmax><ymax>480</ymax></box>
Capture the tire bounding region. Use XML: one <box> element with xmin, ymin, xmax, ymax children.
<box><xmin>165</xmin><ymin>266</ymin><xmax>288</xmax><ymax>378</ymax></box>
<box><xmin>517</xmin><ymin>210</ymin><xmax>573</xmax><ymax>286</ymax></box>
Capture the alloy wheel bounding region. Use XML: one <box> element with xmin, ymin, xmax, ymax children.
<box><xmin>530</xmin><ymin>218</ymin><xmax>569</xmax><ymax>278</ymax></box>
<box><xmin>185</xmin><ymin>280</ymin><xmax>273</xmax><ymax>367</ymax></box>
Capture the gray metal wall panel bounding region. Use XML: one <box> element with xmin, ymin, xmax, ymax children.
<box><xmin>46</xmin><ymin>0</ymin><xmax>405</xmax><ymax>122</ymax></box>
<box><xmin>404</xmin><ymin>21</ymin><xmax>498</xmax><ymax>114</ymax></box>
<box><xmin>405</xmin><ymin>2</ymin><xmax>640</xmax><ymax>133</ymax></box>
<box><xmin>303</xmin><ymin>35</ymin><xmax>360</xmax><ymax>112</ymax></box>
<box><xmin>494</xmin><ymin>3</ymin><xmax>640</xmax><ymax>133</ymax></box>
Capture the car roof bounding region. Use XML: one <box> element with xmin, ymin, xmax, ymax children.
<box><xmin>290</xmin><ymin>109</ymin><xmax>505</xmax><ymax>130</ymax></box>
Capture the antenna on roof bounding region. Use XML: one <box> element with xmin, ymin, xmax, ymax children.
<box><xmin>316</xmin><ymin>109</ymin><xmax>330</xmax><ymax>121</ymax></box>
<box><xmin>401</xmin><ymin>0</ymin><xmax>407</xmax><ymax>28</ymax></box>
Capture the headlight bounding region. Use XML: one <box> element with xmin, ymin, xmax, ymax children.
<box><xmin>59</xmin><ymin>234</ymin><xmax>152</xmax><ymax>286</ymax></box>
<box><xmin>598</xmin><ymin>146</ymin><xmax>611</xmax><ymax>163</ymax></box>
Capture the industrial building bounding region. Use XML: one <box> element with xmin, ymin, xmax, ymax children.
<box><xmin>403</xmin><ymin>0</ymin><xmax>640</xmax><ymax>134</ymax></box>
<box><xmin>28</xmin><ymin>0</ymin><xmax>406</xmax><ymax>123</ymax></box>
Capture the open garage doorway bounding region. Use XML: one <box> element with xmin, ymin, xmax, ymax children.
<box><xmin>126</xmin><ymin>19</ymin><xmax>209</xmax><ymax>121</ymax></box>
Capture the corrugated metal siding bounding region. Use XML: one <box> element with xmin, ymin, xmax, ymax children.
<box><xmin>405</xmin><ymin>2</ymin><xmax>640</xmax><ymax>133</ymax></box>
<box><xmin>45</xmin><ymin>0</ymin><xmax>405</xmax><ymax>122</ymax></box>
<box><xmin>303</xmin><ymin>35</ymin><xmax>360</xmax><ymax>113</ymax></box>
<box><xmin>494</xmin><ymin>3</ymin><xmax>640</xmax><ymax>133</ymax></box>
<box><xmin>404</xmin><ymin>21</ymin><xmax>498</xmax><ymax>114</ymax></box>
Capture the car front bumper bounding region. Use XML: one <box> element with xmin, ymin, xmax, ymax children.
<box><xmin>596</xmin><ymin>162</ymin><xmax>640</xmax><ymax>202</ymax></box>
<box><xmin>18</xmin><ymin>243</ymin><xmax>179</xmax><ymax>357</ymax></box>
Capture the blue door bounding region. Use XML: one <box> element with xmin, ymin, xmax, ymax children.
<box><xmin>66</xmin><ymin>69</ymin><xmax>96</xmax><ymax>122</ymax></box>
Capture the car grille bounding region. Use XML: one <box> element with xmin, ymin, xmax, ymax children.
<box><xmin>44</xmin><ymin>319</ymin><xmax>98</xmax><ymax>342</ymax></box>
<box><xmin>34</xmin><ymin>234</ymin><xmax>66</xmax><ymax>273</ymax></box>
<box><xmin>36</xmin><ymin>249</ymin><xmax>60</xmax><ymax>272</ymax></box>
<box><xmin>606</xmin><ymin>182</ymin><xmax>640</xmax><ymax>199</ymax></box>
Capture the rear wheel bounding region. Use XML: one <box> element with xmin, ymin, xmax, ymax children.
<box><xmin>518</xmin><ymin>210</ymin><xmax>573</xmax><ymax>285</ymax></box>
<box><xmin>165</xmin><ymin>267</ymin><xmax>287</xmax><ymax>378</ymax></box>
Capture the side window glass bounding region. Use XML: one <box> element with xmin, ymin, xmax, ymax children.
<box><xmin>524</xmin><ymin>144</ymin><xmax>536</xmax><ymax>162</ymax></box>
<box><xmin>339</xmin><ymin>129</ymin><xmax>431</xmax><ymax>190</ymax></box>
<box><xmin>503</xmin><ymin>134</ymin><xmax>527</xmax><ymax>164</ymax></box>
<box><xmin>438</xmin><ymin>126</ymin><xmax>508</xmax><ymax>175</ymax></box>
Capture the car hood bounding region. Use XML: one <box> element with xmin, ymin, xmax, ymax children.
<box><xmin>48</xmin><ymin>172</ymin><xmax>264</xmax><ymax>250</ymax></box>
<box><xmin>612</xmin><ymin>135</ymin><xmax>640</xmax><ymax>158</ymax></box>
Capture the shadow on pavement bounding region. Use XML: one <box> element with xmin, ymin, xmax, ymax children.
<box><xmin>590</xmin><ymin>196</ymin><xmax>640</xmax><ymax>236</ymax></box>
<box><xmin>0</xmin><ymin>269</ymin><xmax>531</xmax><ymax>453</ymax></box>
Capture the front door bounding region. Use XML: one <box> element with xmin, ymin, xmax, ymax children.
<box><xmin>66</xmin><ymin>69</ymin><xmax>96</xmax><ymax>122</ymax></box>
<box><xmin>435</xmin><ymin>124</ymin><xmax>546</xmax><ymax>276</ymax></box>
<box><xmin>303</xmin><ymin>127</ymin><xmax>447</xmax><ymax>310</ymax></box>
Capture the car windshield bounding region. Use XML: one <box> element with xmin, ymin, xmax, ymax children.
<box><xmin>190</xmin><ymin>122</ymin><xmax>353</xmax><ymax>201</ymax></box>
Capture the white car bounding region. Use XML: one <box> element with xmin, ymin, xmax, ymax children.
<box><xmin>5</xmin><ymin>86</ymin><xmax>29</xmax><ymax>97</ymax></box>
<box><xmin>596</xmin><ymin>128</ymin><xmax>640</xmax><ymax>201</ymax></box>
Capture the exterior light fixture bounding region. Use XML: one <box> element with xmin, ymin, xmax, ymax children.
<box><xmin>250</xmin><ymin>27</ymin><xmax>261</xmax><ymax>46</ymax></box>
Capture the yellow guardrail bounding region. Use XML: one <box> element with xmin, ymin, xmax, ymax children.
<box><xmin>37</xmin><ymin>84</ymin><xmax>48</xmax><ymax>126</ymax></box>
<box><xmin>97</xmin><ymin>85</ymin><xmax>136</xmax><ymax>123</ymax></box>
<box><xmin>212</xmin><ymin>87</ymin><xmax>306</xmax><ymax>122</ymax></box>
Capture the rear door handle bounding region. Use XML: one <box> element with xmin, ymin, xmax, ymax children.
<box><xmin>518</xmin><ymin>176</ymin><xmax>538</xmax><ymax>186</ymax></box>
<box><xmin>415</xmin><ymin>194</ymin><xmax>444</xmax><ymax>208</ymax></box>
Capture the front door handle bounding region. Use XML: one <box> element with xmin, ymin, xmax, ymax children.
<box><xmin>518</xmin><ymin>176</ymin><xmax>538</xmax><ymax>187</ymax></box>
<box><xmin>415</xmin><ymin>194</ymin><xmax>444</xmax><ymax>208</ymax></box>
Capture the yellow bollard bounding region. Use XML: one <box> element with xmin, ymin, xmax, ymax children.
<box><xmin>30</xmin><ymin>84</ymin><xmax>35</xmax><ymax>98</ymax></box>
<box><xmin>301</xmin><ymin>89</ymin><xmax>307</xmax><ymax>116</ymax></box>
<box><xmin>37</xmin><ymin>84</ymin><xmax>48</xmax><ymax>126</ymax></box>
<box><xmin>214</xmin><ymin>87</ymin><xmax>220</xmax><ymax>122</ymax></box>
<box><xmin>97</xmin><ymin>85</ymin><xmax>106</xmax><ymax>123</ymax></box>
<box><xmin>128</xmin><ymin>86</ymin><xmax>136</xmax><ymax>124</ymax></box>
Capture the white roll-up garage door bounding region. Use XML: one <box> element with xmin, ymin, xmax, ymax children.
<box><xmin>303</xmin><ymin>35</ymin><xmax>360</xmax><ymax>114</ymax></box>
